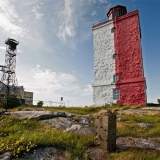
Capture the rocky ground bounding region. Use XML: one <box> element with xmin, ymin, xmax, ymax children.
<box><xmin>4</xmin><ymin>111</ymin><xmax>95</xmax><ymax>135</ymax></box>
<box><xmin>1</xmin><ymin>107</ymin><xmax>160</xmax><ymax>160</ymax></box>
<box><xmin>116</xmin><ymin>107</ymin><xmax>160</xmax><ymax>116</ymax></box>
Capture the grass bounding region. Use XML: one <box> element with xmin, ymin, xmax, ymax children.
<box><xmin>116</xmin><ymin>114</ymin><xmax>160</xmax><ymax>138</ymax></box>
<box><xmin>8</xmin><ymin>104</ymin><xmax>144</xmax><ymax>115</ymax></box>
<box><xmin>43</xmin><ymin>105</ymin><xmax>144</xmax><ymax>115</ymax></box>
<box><xmin>0</xmin><ymin>116</ymin><xmax>94</xmax><ymax>159</ymax></box>
<box><xmin>105</xmin><ymin>148</ymin><xmax>160</xmax><ymax>160</ymax></box>
<box><xmin>1</xmin><ymin>105</ymin><xmax>160</xmax><ymax>159</ymax></box>
<box><xmin>118</xmin><ymin>114</ymin><xmax>160</xmax><ymax>124</ymax></box>
<box><xmin>117</xmin><ymin>122</ymin><xmax>160</xmax><ymax>138</ymax></box>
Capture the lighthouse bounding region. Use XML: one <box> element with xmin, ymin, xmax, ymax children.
<box><xmin>92</xmin><ymin>5</ymin><xmax>147</xmax><ymax>106</ymax></box>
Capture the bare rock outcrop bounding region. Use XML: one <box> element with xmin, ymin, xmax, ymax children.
<box><xmin>4</xmin><ymin>111</ymin><xmax>66</xmax><ymax>120</ymax></box>
<box><xmin>117</xmin><ymin>108</ymin><xmax>160</xmax><ymax>116</ymax></box>
<box><xmin>138</xmin><ymin>123</ymin><xmax>153</xmax><ymax>129</ymax></box>
<box><xmin>0</xmin><ymin>152</ymin><xmax>12</xmax><ymax>160</ymax></box>
<box><xmin>4</xmin><ymin>111</ymin><xmax>95</xmax><ymax>135</ymax></box>
<box><xmin>18</xmin><ymin>147</ymin><xmax>66</xmax><ymax>160</ymax></box>
<box><xmin>40</xmin><ymin>116</ymin><xmax>94</xmax><ymax>135</ymax></box>
<box><xmin>117</xmin><ymin>137</ymin><xmax>160</xmax><ymax>151</ymax></box>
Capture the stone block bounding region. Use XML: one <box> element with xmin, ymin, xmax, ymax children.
<box><xmin>94</xmin><ymin>110</ymin><xmax>116</xmax><ymax>152</ymax></box>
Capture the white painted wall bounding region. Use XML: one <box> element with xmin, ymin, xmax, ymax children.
<box><xmin>92</xmin><ymin>22</ymin><xmax>116</xmax><ymax>106</ymax></box>
<box><xmin>93</xmin><ymin>85</ymin><xmax>115</xmax><ymax>105</ymax></box>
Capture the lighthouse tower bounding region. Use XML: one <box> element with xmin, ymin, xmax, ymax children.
<box><xmin>92</xmin><ymin>5</ymin><xmax>147</xmax><ymax>106</ymax></box>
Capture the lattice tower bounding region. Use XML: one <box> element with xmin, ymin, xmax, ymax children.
<box><xmin>0</xmin><ymin>38</ymin><xmax>19</xmax><ymax>99</ymax></box>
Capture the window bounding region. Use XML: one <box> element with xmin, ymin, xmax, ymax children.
<box><xmin>113</xmin><ymin>54</ymin><xmax>117</xmax><ymax>59</ymax></box>
<box><xmin>113</xmin><ymin>89</ymin><xmax>120</xmax><ymax>100</ymax></box>
<box><xmin>111</xmin><ymin>27</ymin><xmax>116</xmax><ymax>33</ymax></box>
<box><xmin>113</xmin><ymin>75</ymin><xmax>118</xmax><ymax>83</ymax></box>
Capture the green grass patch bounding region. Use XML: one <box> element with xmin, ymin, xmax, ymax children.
<box><xmin>0</xmin><ymin>116</ymin><xmax>94</xmax><ymax>159</ymax></box>
<box><xmin>117</xmin><ymin>122</ymin><xmax>141</xmax><ymax>137</ymax></box>
<box><xmin>10</xmin><ymin>104</ymin><xmax>144</xmax><ymax>115</ymax></box>
<box><xmin>44</xmin><ymin>106</ymin><xmax>106</xmax><ymax>115</ymax></box>
<box><xmin>105</xmin><ymin>148</ymin><xmax>160</xmax><ymax>160</ymax></box>
<box><xmin>117</xmin><ymin>114</ymin><xmax>160</xmax><ymax>138</ymax></box>
<box><xmin>118</xmin><ymin>114</ymin><xmax>160</xmax><ymax>124</ymax></box>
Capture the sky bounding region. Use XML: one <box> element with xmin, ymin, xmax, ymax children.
<box><xmin>0</xmin><ymin>0</ymin><xmax>159</xmax><ymax>106</ymax></box>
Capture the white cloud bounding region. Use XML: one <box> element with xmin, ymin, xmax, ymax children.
<box><xmin>91</xmin><ymin>10</ymin><xmax>97</xmax><ymax>16</ymax></box>
<box><xmin>51</xmin><ymin>0</ymin><xmax>110</xmax><ymax>47</ymax></box>
<box><xmin>89</xmin><ymin>0</ymin><xmax>109</xmax><ymax>4</ymax></box>
<box><xmin>16</xmin><ymin>65</ymin><xmax>92</xmax><ymax>106</ymax></box>
<box><xmin>0</xmin><ymin>0</ymin><xmax>19</xmax><ymax>19</ymax></box>
<box><xmin>32</xmin><ymin>5</ymin><xmax>44</xmax><ymax>19</ymax></box>
<box><xmin>57</xmin><ymin>0</ymin><xmax>77</xmax><ymax>41</ymax></box>
<box><xmin>81</xmin><ymin>85</ymin><xmax>92</xmax><ymax>96</ymax></box>
<box><xmin>0</xmin><ymin>0</ymin><xmax>28</xmax><ymax>36</ymax></box>
<box><xmin>98</xmin><ymin>0</ymin><xmax>109</xmax><ymax>3</ymax></box>
<box><xmin>0</xmin><ymin>0</ymin><xmax>110</xmax><ymax>50</ymax></box>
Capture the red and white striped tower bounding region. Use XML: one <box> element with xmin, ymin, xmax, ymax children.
<box><xmin>92</xmin><ymin>5</ymin><xmax>147</xmax><ymax>106</ymax></box>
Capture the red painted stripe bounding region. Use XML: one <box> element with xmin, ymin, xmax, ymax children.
<box><xmin>113</xmin><ymin>10</ymin><xmax>146</xmax><ymax>106</ymax></box>
<box><xmin>117</xmin><ymin>77</ymin><xmax>146</xmax><ymax>84</ymax></box>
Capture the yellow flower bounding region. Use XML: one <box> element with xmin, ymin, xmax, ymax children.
<box><xmin>0</xmin><ymin>143</ymin><xmax>4</xmax><ymax>147</ymax></box>
<box><xmin>17</xmin><ymin>147</ymin><xmax>21</xmax><ymax>153</ymax></box>
<box><xmin>26</xmin><ymin>146</ymin><xmax>30</xmax><ymax>152</ymax></box>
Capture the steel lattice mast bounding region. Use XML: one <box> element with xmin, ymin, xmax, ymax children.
<box><xmin>0</xmin><ymin>38</ymin><xmax>19</xmax><ymax>100</ymax></box>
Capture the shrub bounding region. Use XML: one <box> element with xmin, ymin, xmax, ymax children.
<box><xmin>37</xmin><ymin>101</ymin><xmax>43</xmax><ymax>107</ymax></box>
<box><xmin>1</xmin><ymin>96</ymin><xmax>20</xmax><ymax>109</ymax></box>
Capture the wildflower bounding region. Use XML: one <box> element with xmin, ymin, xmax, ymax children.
<box><xmin>15</xmin><ymin>141</ymin><xmax>19</xmax><ymax>145</ymax></box>
<box><xmin>0</xmin><ymin>143</ymin><xmax>4</xmax><ymax>147</ymax></box>
<box><xmin>26</xmin><ymin>147</ymin><xmax>30</xmax><ymax>152</ymax></box>
<box><xmin>17</xmin><ymin>147</ymin><xmax>21</xmax><ymax>153</ymax></box>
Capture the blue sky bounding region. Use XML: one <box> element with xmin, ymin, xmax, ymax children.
<box><xmin>0</xmin><ymin>0</ymin><xmax>159</xmax><ymax>106</ymax></box>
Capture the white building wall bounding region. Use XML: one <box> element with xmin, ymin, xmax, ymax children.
<box><xmin>92</xmin><ymin>22</ymin><xmax>116</xmax><ymax>106</ymax></box>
